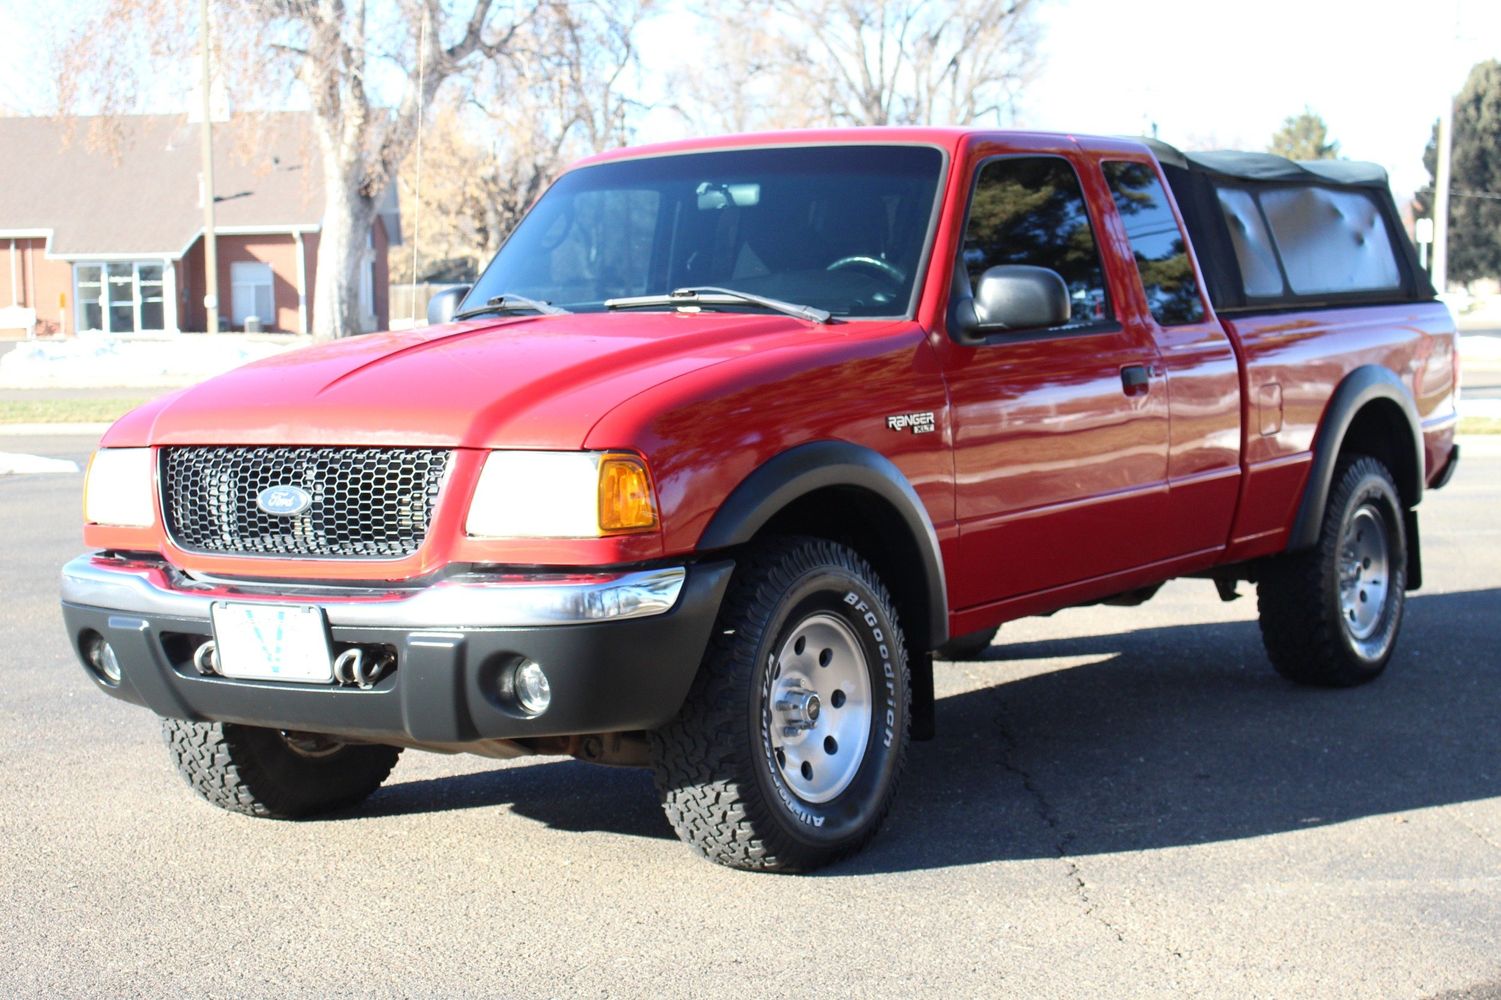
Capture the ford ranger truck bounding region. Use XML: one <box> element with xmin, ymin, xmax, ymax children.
<box><xmin>61</xmin><ymin>129</ymin><xmax>1460</xmax><ymax>872</ymax></box>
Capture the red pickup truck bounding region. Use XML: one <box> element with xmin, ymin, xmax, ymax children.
<box><xmin>62</xmin><ymin>128</ymin><xmax>1460</xmax><ymax>872</ymax></box>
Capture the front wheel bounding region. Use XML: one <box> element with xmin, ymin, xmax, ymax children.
<box><xmin>652</xmin><ymin>538</ymin><xmax>910</xmax><ymax>872</ymax></box>
<box><xmin>163</xmin><ymin>719</ymin><xmax>402</xmax><ymax>818</ymax></box>
<box><xmin>1257</xmin><ymin>455</ymin><xmax>1408</xmax><ymax>686</ymax></box>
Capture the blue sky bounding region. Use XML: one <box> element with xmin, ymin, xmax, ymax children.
<box><xmin>3</xmin><ymin>0</ymin><xmax>1496</xmax><ymax>201</ymax></box>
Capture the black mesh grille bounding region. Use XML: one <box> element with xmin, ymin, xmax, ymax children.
<box><xmin>160</xmin><ymin>447</ymin><xmax>451</xmax><ymax>559</ymax></box>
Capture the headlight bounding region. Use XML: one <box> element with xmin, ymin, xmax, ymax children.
<box><xmin>466</xmin><ymin>451</ymin><xmax>658</xmax><ymax>538</ymax></box>
<box><xmin>83</xmin><ymin>448</ymin><xmax>156</xmax><ymax>527</ymax></box>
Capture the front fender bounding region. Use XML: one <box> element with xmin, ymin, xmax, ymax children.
<box><xmin>697</xmin><ymin>440</ymin><xmax>949</xmax><ymax>648</ymax></box>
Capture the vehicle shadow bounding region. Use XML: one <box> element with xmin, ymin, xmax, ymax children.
<box><xmin>360</xmin><ymin>756</ymin><xmax>674</xmax><ymax>840</ymax></box>
<box><xmin>363</xmin><ymin>587</ymin><xmax>1501</xmax><ymax>871</ymax></box>
<box><xmin>843</xmin><ymin>586</ymin><xmax>1501</xmax><ymax>875</ymax></box>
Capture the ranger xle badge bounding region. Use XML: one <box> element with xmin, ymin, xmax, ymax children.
<box><xmin>887</xmin><ymin>411</ymin><xmax>936</xmax><ymax>434</ymax></box>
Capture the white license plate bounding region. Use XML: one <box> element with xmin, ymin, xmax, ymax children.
<box><xmin>210</xmin><ymin>603</ymin><xmax>334</xmax><ymax>684</ymax></box>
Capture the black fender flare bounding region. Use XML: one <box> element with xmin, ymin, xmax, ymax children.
<box><xmin>1288</xmin><ymin>365</ymin><xmax>1424</xmax><ymax>552</ymax></box>
<box><xmin>697</xmin><ymin>440</ymin><xmax>949</xmax><ymax>647</ymax></box>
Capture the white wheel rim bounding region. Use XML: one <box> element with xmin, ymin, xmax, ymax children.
<box><xmin>767</xmin><ymin>613</ymin><xmax>872</xmax><ymax>804</ymax></box>
<box><xmin>1339</xmin><ymin>504</ymin><xmax>1390</xmax><ymax>641</ymax></box>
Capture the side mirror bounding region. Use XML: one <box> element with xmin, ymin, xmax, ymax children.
<box><xmin>951</xmin><ymin>265</ymin><xmax>1070</xmax><ymax>344</ymax></box>
<box><xmin>426</xmin><ymin>285</ymin><xmax>471</xmax><ymax>326</ymax></box>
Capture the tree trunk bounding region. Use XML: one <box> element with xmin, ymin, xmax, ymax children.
<box><xmin>313</xmin><ymin>162</ymin><xmax>378</xmax><ymax>340</ymax></box>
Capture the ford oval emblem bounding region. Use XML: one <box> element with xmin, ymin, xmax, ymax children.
<box><xmin>256</xmin><ymin>485</ymin><xmax>313</xmax><ymax>517</ymax></box>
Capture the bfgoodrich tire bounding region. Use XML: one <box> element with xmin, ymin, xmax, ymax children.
<box><xmin>651</xmin><ymin>537</ymin><xmax>911</xmax><ymax>872</ymax></box>
<box><xmin>163</xmin><ymin>719</ymin><xmax>401</xmax><ymax>819</ymax></box>
<box><xmin>1257</xmin><ymin>455</ymin><xmax>1408</xmax><ymax>686</ymax></box>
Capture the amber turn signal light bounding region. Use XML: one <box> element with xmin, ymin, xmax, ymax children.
<box><xmin>597</xmin><ymin>455</ymin><xmax>658</xmax><ymax>533</ymax></box>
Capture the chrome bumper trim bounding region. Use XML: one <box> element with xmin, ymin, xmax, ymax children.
<box><xmin>60</xmin><ymin>555</ymin><xmax>686</xmax><ymax>629</ymax></box>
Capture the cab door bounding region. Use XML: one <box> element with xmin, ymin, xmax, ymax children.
<box><xmin>937</xmin><ymin>150</ymin><xmax>1171</xmax><ymax>611</ymax></box>
<box><xmin>1096</xmin><ymin>156</ymin><xmax>1241</xmax><ymax>559</ymax></box>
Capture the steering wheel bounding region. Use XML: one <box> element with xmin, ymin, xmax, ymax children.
<box><xmin>826</xmin><ymin>255</ymin><xmax>906</xmax><ymax>283</ymax></box>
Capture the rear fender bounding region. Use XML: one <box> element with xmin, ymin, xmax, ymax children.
<box><xmin>1288</xmin><ymin>364</ymin><xmax>1423</xmax><ymax>552</ymax></box>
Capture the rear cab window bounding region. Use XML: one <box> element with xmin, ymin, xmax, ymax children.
<box><xmin>1102</xmin><ymin>161</ymin><xmax>1206</xmax><ymax>326</ymax></box>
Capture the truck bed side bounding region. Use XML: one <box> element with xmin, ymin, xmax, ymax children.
<box><xmin>1219</xmin><ymin>300</ymin><xmax>1457</xmax><ymax>563</ymax></box>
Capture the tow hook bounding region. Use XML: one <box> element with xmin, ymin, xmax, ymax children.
<box><xmin>333</xmin><ymin>647</ymin><xmax>391</xmax><ymax>689</ymax></box>
<box><xmin>192</xmin><ymin>640</ymin><xmax>219</xmax><ymax>676</ymax></box>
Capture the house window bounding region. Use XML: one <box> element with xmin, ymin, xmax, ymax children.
<box><xmin>74</xmin><ymin>261</ymin><xmax>169</xmax><ymax>333</ymax></box>
<box><xmin>231</xmin><ymin>261</ymin><xmax>274</xmax><ymax>328</ymax></box>
<box><xmin>139</xmin><ymin>264</ymin><xmax>165</xmax><ymax>330</ymax></box>
<box><xmin>358</xmin><ymin>229</ymin><xmax>375</xmax><ymax>327</ymax></box>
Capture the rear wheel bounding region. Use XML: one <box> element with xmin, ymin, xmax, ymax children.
<box><xmin>651</xmin><ymin>538</ymin><xmax>910</xmax><ymax>872</ymax></box>
<box><xmin>1257</xmin><ymin>455</ymin><xmax>1407</xmax><ymax>686</ymax></box>
<box><xmin>163</xmin><ymin>719</ymin><xmax>401</xmax><ymax>818</ymax></box>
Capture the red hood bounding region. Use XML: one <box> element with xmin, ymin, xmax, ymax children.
<box><xmin>105</xmin><ymin>312</ymin><xmax>840</xmax><ymax>449</ymax></box>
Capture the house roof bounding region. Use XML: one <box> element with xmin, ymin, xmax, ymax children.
<box><xmin>0</xmin><ymin>112</ymin><xmax>397</xmax><ymax>258</ymax></box>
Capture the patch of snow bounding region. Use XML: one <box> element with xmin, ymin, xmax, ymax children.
<box><xmin>1460</xmin><ymin>399</ymin><xmax>1501</xmax><ymax>420</ymax></box>
<box><xmin>0</xmin><ymin>451</ymin><xmax>79</xmax><ymax>474</ymax></box>
<box><xmin>1459</xmin><ymin>335</ymin><xmax>1501</xmax><ymax>363</ymax></box>
<box><xmin>1453</xmin><ymin>294</ymin><xmax>1501</xmax><ymax>331</ymax></box>
<box><xmin>0</xmin><ymin>423</ymin><xmax>110</xmax><ymax>437</ymax></box>
<box><xmin>0</xmin><ymin>334</ymin><xmax>306</xmax><ymax>388</ymax></box>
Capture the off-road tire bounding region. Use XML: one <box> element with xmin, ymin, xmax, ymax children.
<box><xmin>651</xmin><ymin>537</ymin><xmax>911</xmax><ymax>872</ymax></box>
<box><xmin>1257</xmin><ymin>455</ymin><xmax>1407</xmax><ymax>686</ymax></box>
<box><xmin>936</xmin><ymin>627</ymin><xmax>998</xmax><ymax>661</ymax></box>
<box><xmin>163</xmin><ymin>718</ymin><xmax>401</xmax><ymax>818</ymax></box>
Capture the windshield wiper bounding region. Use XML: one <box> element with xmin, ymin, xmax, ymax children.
<box><xmin>453</xmin><ymin>293</ymin><xmax>569</xmax><ymax>320</ymax></box>
<box><xmin>603</xmin><ymin>286</ymin><xmax>832</xmax><ymax>324</ymax></box>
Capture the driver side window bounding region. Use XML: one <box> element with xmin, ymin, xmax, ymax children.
<box><xmin>963</xmin><ymin>157</ymin><xmax>1112</xmax><ymax>325</ymax></box>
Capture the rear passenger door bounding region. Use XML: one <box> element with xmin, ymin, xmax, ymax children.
<box><xmin>1098</xmin><ymin>158</ymin><xmax>1241</xmax><ymax>559</ymax></box>
<box><xmin>939</xmin><ymin>152</ymin><xmax>1170</xmax><ymax>611</ymax></box>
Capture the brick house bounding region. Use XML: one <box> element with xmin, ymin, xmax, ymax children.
<box><xmin>0</xmin><ymin>113</ymin><xmax>399</xmax><ymax>336</ymax></box>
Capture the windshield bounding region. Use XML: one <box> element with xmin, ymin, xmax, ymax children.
<box><xmin>464</xmin><ymin>144</ymin><xmax>945</xmax><ymax>319</ymax></box>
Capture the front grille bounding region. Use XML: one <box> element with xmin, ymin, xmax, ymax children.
<box><xmin>160</xmin><ymin>447</ymin><xmax>451</xmax><ymax>559</ymax></box>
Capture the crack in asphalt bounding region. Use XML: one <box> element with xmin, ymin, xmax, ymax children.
<box><xmin>1443</xmin><ymin>806</ymin><xmax>1501</xmax><ymax>855</ymax></box>
<box><xmin>983</xmin><ymin>682</ymin><xmax>1129</xmax><ymax>947</ymax></box>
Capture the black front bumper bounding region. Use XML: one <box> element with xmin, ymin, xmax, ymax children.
<box><xmin>61</xmin><ymin>561</ymin><xmax>733</xmax><ymax>745</ymax></box>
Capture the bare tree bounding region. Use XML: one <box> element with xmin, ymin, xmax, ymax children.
<box><xmin>55</xmin><ymin>1</ymin><xmax>544</xmax><ymax>338</ymax></box>
<box><xmin>396</xmin><ymin>0</ymin><xmax>650</xmax><ymax>285</ymax></box>
<box><xmin>677</xmin><ymin>0</ymin><xmax>1044</xmax><ymax>132</ymax></box>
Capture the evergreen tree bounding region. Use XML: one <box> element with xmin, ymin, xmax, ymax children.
<box><xmin>1419</xmin><ymin>61</ymin><xmax>1501</xmax><ymax>285</ymax></box>
<box><xmin>1268</xmin><ymin>107</ymin><xmax>1340</xmax><ymax>160</ymax></box>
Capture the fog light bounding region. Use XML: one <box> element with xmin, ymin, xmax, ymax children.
<box><xmin>513</xmin><ymin>660</ymin><xmax>552</xmax><ymax>715</ymax></box>
<box><xmin>85</xmin><ymin>635</ymin><xmax>122</xmax><ymax>684</ymax></box>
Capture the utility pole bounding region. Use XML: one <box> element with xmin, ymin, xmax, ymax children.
<box><xmin>1432</xmin><ymin>88</ymin><xmax>1454</xmax><ymax>296</ymax></box>
<box><xmin>199</xmin><ymin>0</ymin><xmax>220</xmax><ymax>334</ymax></box>
<box><xmin>1430</xmin><ymin>0</ymin><xmax>1462</xmax><ymax>297</ymax></box>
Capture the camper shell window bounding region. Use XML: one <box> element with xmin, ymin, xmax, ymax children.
<box><xmin>1142</xmin><ymin>139</ymin><xmax>1433</xmax><ymax>313</ymax></box>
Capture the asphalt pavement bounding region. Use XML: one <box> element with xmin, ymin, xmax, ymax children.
<box><xmin>2</xmin><ymin>434</ymin><xmax>1499</xmax><ymax>998</ymax></box>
